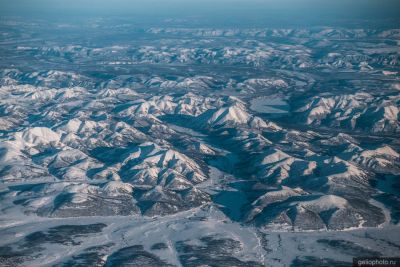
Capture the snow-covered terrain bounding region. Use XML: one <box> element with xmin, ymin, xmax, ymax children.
<box><xmin>0</xmin><ymin>13</ymin><xmax>399</xmax><ymax>266</ymax></box>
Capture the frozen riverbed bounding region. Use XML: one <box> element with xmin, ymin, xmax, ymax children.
<box><xmin>250</xmin><ymin>96</ymin><xmax>290</xmax><ymax>115</ymax></box>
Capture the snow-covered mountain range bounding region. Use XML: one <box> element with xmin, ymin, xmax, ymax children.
<box><xmin>0</xmin><ymin>16</ymin><xmax>399</xmax><ymax>267</ymax></box>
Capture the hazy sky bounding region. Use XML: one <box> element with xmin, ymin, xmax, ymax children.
<box><xmin>1</xmin><ymin>0</ymin><xmax>399</xmax><ymax>27</ymax></box>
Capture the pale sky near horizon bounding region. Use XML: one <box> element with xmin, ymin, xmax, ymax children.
<box><xmin>2</xmin><ymin>0</ymin><xmax>399</xmax><ymax>12</ymax></box>
<box><xmin>1</xmin><ymin>0</ymin><xmax>398</xmax><ymax>27</ymax></box>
